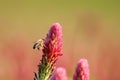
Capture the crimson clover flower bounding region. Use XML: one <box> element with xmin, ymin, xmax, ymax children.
<box><xmin>34</xmin><ymin>23</ymin><xmax>63</xmax><ymax>80</ymax></box>
<box><xmin>50</xmin><ymin>67</ymin><xmax>68</xmax><ymax>80</ymax></box>
<box><xmin>73</xmin><ymin>59</ymin><xmax>90</xmax><ymax>80</ymax></box>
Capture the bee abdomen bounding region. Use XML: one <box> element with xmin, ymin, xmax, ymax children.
<box><xmin>33</xmin><ymin>43</ymin><xmax>38</xmax><ymax>49</ymax></box>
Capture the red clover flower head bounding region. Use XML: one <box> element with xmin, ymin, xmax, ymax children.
<box><xmin>35</xmin><ymin>23</ymin><xmax>63</xmax><ymax>80</ymax></box>
<box><xmin>43</xmin><ymin>23</ymin><xmax>63</xmax><ymax>58</ymax></box>
<box><xmin>73</xmin><ymin>59</ymin><xmax>90</xmax><ymax>80</ymax></box>
<box><xmin>50</xmin><ymin>67</ymin><xmax>68</xmax><ymax>80</ymax></box>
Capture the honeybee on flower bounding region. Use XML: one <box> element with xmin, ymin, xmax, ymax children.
<box><xmin>33</xmin><ymin>38</ymin><xmax>45</xmax><ymax>50</ymax></box>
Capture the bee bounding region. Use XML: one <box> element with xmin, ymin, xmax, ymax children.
<box><xmin>33</xmin><ymin>38</ymin><xmax>45</xmax><ymax>50</ymax></box>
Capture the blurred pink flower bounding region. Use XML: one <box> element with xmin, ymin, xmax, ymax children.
<box><xmin>3</xmin><ymin>35</ymin><xmax>34</xmax><ymax>80</ymax></box>
<box><xmin>50</xmin><ymin>67</ymin><xmax>68</xmax><ymax>80</ymax></box>
<box><xmin>73</xmin><ymin>59</ymin><xmax>90</xmax><ymax>80</ymax></box>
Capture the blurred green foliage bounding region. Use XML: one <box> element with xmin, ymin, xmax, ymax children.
<box><xmin>0</xmin><ymin>0</ymin><xmax>120</xmax><ymax>40</ymax></box>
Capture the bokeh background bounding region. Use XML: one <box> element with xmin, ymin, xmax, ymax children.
<box><xmin>0</xmin><ymin>0</ymin><xmax>120</xmax><ymax>80</ymax></box>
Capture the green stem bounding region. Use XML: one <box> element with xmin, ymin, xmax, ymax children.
<box><xmin>38</xmin><ymin>62</ymin><xmax>53</xmax><ymax>80</ymax></box>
